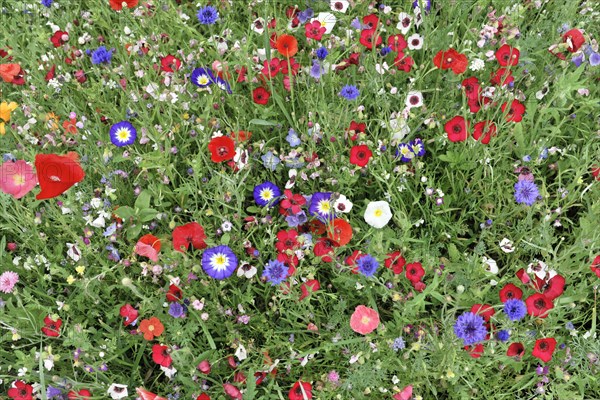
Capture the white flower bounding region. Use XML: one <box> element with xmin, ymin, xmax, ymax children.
<box><xmin>90</xmin><ymin>198</ymin><xmax>103</xmax><ymax>209</ymax></box>
<box><xmin>407</xmin><ymin>33</ymin><xmax>424</xmax><ymax>50</ymax></box>
<box><xmin>311</xmin><ymin>12</ymin><xmax>336</xmax><ymax>34</ymax></box>
<box><xmin>251</xmin><ymin>18</ymin><xmax>265</xmax><ymax>34</ymax></box>
<box><xmin>107</xmin><ymin>384</ymin><xmax>129</xmax><ymax>399</ymax></box>
<box><xmin>66</xmin><ymin>243</ymin><xmax>81</xmax><ymax>262</ymax></box>
<box><xmin>482</xmin><ymin>257</ymin><xmax>498</xmax><ymax>274</ymax></box>
<box><xmin>396</xmin><ymin>12</ymin><xmax>412</xmax><ymax>35</ymax></box>
<box><xmin>527</xmin><ymin>260</ymin><xmax>548</xmax><ymax>280</ymax></box>
<box><xmin>237</xmin><ymin>262</ymin><xmax>257</xmax><ymax>278</ymax></box>
<box><xmin>221</xmin><ymin>221</ymin><xmax>233</xmax><ymax>232</ymax></box>
<box><xmin>375</xmin><ymin>62</ymin><xmax>390</xmax><ymax>75</ymax></box>
<box><xmin>44</xmin><ymin>355</ymin><xmax>54</xmax><ymax>371</ymax></box>
<box><xmin>364</xmin><ymin>201</ymin><xmax>393</xmax><ymax>229</ymax></box>
<box><xmin>499</xmin><ymin>238</ymin><xmax>515</xmax><ymax>253</ymax></box>
<box><xmin>333</xmin><ymin>194</ymin><xmax>353</xmax><ymax>214</ymax></box>
<box><xmin>387</xmin><ymin>115</ymin><xmax>411</xmax><ymax>141</ymax></box>
<box><xmin>160</xmin><ymin>365</ymin><xmax>177</xmax><ymax>378</ymax></box>
<box><xmin>330</xmin><ymin>0</ymin><xmax>349</xmax><ymax>13</ymax></box>
<box><xmin>469</xmin><ymin>58</ymin><xmax>485</xmax><ymax>71</ymax></box>
<box><xmin>235</xmin><ymin>344</ymin><xmax>247</xmax><ymax>361</ymax></box>
<box><xmin>405</xmin><ymin>91</ymin><xmax>423</xmax><ymax>109</ymax></box>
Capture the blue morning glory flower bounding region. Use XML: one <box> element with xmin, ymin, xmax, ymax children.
<box><xmin>191</xmin><ymin>67</ymin><xmax>215</xmax><ymax>88</ymax></box>
<box><xmin>109</xmin><ymin>121</ymin><xmax>137</xmax><ymax>146</ymax></box>
<box><xmin>253</xmin><ymin>181</ymin><xmax>281</xmax><ymax>207</ymax></box>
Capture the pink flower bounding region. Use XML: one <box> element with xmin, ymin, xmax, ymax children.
<box><xmin>0</xmin><ymin>160</ymin><xmax>37</xmax><ymax>199</ymax></box>
<box><xmin>393</xmin><ymin>385</ymin><xmax>413</xmax><ymax>400</ymax></box>
<box><xmin>223</xmin><ymin>383</ymin><xmax>242</xmax><ymax>399</ymax></box>
<box><xmin>0</xmin><ymin>271</ymin><xmax>19</xmax><ymax>293</ymax></box>
<box><xmin>350</xmin><ymin>305</ymin><xmax>380</xmax><ymax>335</ymax></box>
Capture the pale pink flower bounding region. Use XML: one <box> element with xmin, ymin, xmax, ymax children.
<box><xmin>0</xmin><ymin>271</ymin><xmax>19</xmax><ymax>293</ymax></box>
<box><xmin>350</xmin><ymin>305</ymin><xmax>380</xmax><ymax>335</ymax></box>
<box><xmin>0</xmin><ymin>160</ymin><xmax>37</xmax><ymax>199</ymax></box>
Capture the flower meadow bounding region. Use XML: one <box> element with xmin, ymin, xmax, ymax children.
<box><xmin>1</xmin><ymin>0</ymin><xmax>600</xmax><ymax>399</ymax></box>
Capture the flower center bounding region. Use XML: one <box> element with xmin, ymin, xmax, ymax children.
<box><xmin>534</xmin><ymin>299</ymin><xmax>546</xmax><ymax>309</ymax></box>
<box><xmin>374</xmin><ymin>209</ymin><xmax>383</xmax><ymax>217</ymax></box>
<box><xmin>361</xmin><ymin>316</ymin><xmax>371</xmax><ymax>324</ymax></box>
<box><xmin>13</xmin><ymin>175</ymin><xmax>26</xmax><ymax>185</ymax></box>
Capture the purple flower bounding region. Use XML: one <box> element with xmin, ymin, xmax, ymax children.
<box><xmin>310</xmin><ymin>60</ymin><xmax>325</xmax><ymax>79</ymax></box>
<box><xmin>339</xmin><ymin>85</ymin><xmax>360</xmax><ymax>101</ymax></box>
<box><xmin>191</xmin><ymin>67</ymin><xmax>215</xmax><ymax>88</ymax></box>
<box><xmin>262</xmin><ymin>259</ymin><xmax>289</xmax><ymax>285</ymax></box>
<box><xmin>169</xmin><ymin>302</ymin><xmax>184</xmax><ymax>318</ymax></box>
<box><xmin>286</xmin><ymin>211</ymin><xmax>307</xmax><ymax>227</ymax></box>
<box><xmin>514</xmin><ymin>180</ymin><xmax>540</xmax><ymax>206</ymax></box>
<box><xmin>496</xmin><ymin>329</ymin><xmax>510</xmax><ymax>342</ymax></box>
<box><xmin>91</xmin><ymin>46</ymin><xmax>112</xmax><ymax>65</ymax></box>
<box><xmin>589</xmin><ymin>52</ymin><xmax>600</xmax><ymax>67</ymax></box>
<box><xmin>453</xmin><ymin>312</ymin><xmax>487</xmax><ymax>346</ymax></box>
<box><xmin>197</xmin><ymin>6</ymin><xmax>219</xmax><ymax>25</ymax></box>
<box><xmin>308</xmin><ymin>192</ymin><xmax>334</xmax><ymax>220</ymax></box>
<box><xmin>357</xmin><ymin>254</ymin><xmax>379</xmax><ymax>277</ymax></box>
<box><xmin>253</xmin><ymin>181</ymin><xmax>281</xmax><ymax>207</ymax></box>
<box><xmin>109</xmin><ymin>121</ymin><xmax>137</xmax><ymax>147</ymax></box>
<box><xmin>201</xmin><ymin>245</ymin><xmax>238</xmax><ymax>280</ymax></box>
<box><xmin>504</xmin><ymin>299</ymin><xmax>527</xmax><ymax>321</ymax></box>
<box><xmin>47</xmin><ymin>386</ymin><xmax>62</xmax><ymax>399</ymax></box>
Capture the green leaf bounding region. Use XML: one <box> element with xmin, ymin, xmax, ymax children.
<box><xmin>221</xmin><ymin>233</ymin><xmax>230</xmax><ymax>245</ymax></box>
<box><xmin>138</xmin><ymin>208</ymin><xmax>158</xmax><ymax>222</ymax></box>
<box><xmin>249</xmin><ymin>119</ymin><xmax>279</xmax><ymax>126</ymax></box>
<box><xmin>114</xmin><ymin>206</ymin><xmax>135</xmax><ymax>220</ymax></box>
<box><xmin>134</xmin><ymin>190</ymin><xmax>152</xmax><ymax>210</ymax></box>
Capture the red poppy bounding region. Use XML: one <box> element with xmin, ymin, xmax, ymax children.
<box><xmin>289</xmin><ymin>381</ymin><xmax>313</xmax><ymax>400</ymax></box>
<box><xmin>299</xmin><ymin>279</ymin><xmax>320</xmax><ymax>301</ymax></box>
<box><xmin>252</xmin><ymin>87</ymin><xmax>271</xmax><ymax>105</ymax></box>
<box><xmin>362</xmin><ymin>14</ymin><xmax>379</xmax><ymax>30</ymax></box>
<box><xmin>347</xmin><ymin>121</ymin><xmax>366</xmax><ymax>141</ymax></box>
<box><xmin>461</xmin><ymin>77</ymin><xmax>481</xmax><ymax>101</ymax></box>
<box><xmin>393</xmin><ymin>52</ymin><xmax>414</xmax><ymax>72</ymax></box>
<box><xmin>67</xmin><ymin>389</ymin><xmax>92</xmax><ymax>399</ymax></box>
<box><xmin>464</xmin><ymin>343</ymin><xmax>484</xmax><ymax>358</ymax></box>
<box><xmin>196</xmin><ymin>394</ymin><xmax>211</xmax><ymax>400</ymax></box>
<box><xmin>525</xmin><ymin>293</ymin><xmax>554</xmax><ymax>318</ymax></box>
<box><xmin>326</xmin><ymin>218</ymin><xmax>353</xmax><ymax>247</ymax></box>
<box><xmin>34</xmin><ymin>152</ymin><xmax>85</xmax><ymax>200</ymax></box>
<box><xmin>152</xmin><ymin>344</ymin><xmax>172</xmax><ymax>367</ymax></box>
<box><xmin>472</xmin><ymin>121</ymin><xmax>496</xmax><ymax>144</ymax></box>
<box><xmin>507</xmin><ymin>342</ymin><xmax>525</xmax><ymax>359</ymax></box>
<box><xmin>471</xmin><ymin>304</ymin><xmax>495</xmax><ymax>322</ymax></box>
<box><xmin>498</xmin><ymin>283</ymin><xmax>523</xmax><ymax>303</ymax></box>
<box><xmin>110</xmin><ymin>0</ymin><xmax>139</xmax><ymax>11</ymax></box>
<box><xmin>387</xmin><ymin>34</ymin><xmax>407</xmax><ymax>52</ymax></box>
<box><xmin>305</xmin><ymin>20</ymin><xmax>325</xmax><ymax>41</ymax></box>
<box><xmin>501</xmin><ymin>99</ymin><xmax>525</xmax><ymax>123</ymax></box>
<box><xmin>119</xmin><ymin>303</ymin><xmax>139</xmax><ymax>326</ymax></box>
<box><xmin>136</xmin><ymin>387</ymin><xmax>167</xmax><ymax>400</ymax></box>
<box><xmin>359</xmin><ymin>29</ymin><xmax>382</xmax><ymax>50</ymax></box>
<box><xmin>433</xmin><ymin>48</ymin><xmax>468</xmax><ymax>74</ymax></box>
<box><xmin>45</xmin><ymin>64</ymin><xmax>56</xmax><ymax>81</ymax></box>
<box><xmin>543</xmin><ymin>274</ymin><xmax>565</xmax><ymax>301</ymax></box>
<box><xmin>349</xmin><ymin>145</ymin><xmax>373</xmax><ymax>167</ymax></box>
<box><xmin>444</xmin><ymin>116</ymin><xmax>469</xmax><ymax>142</ymax></box>
<box><xmin>41</xmin><ymin>315</ymin><xmax>62</xmax><ymax>337</ymax></box>
<box><xmin>276</xmin><ymin>229</ymin><xmax>299</xmax><ymax>252</ymax></box>
<box><xmin>591</xmin><ymin>255</ymin><xmax>600</xmax><ymax>278</ymax></box>
<box><xmin>7</xmin><ymin>380</ymin><xmax>33</xmax><ymax>400</ymax></box>
<box><xmin>495</xmin><ymin>44</ymin><xmax>520</xmax><ymax>66</ymax></box>
<box><xmin>160</xmin><ymin>55</ymin><xmax>181</xmax><ymax>73</ymax></box>
<box><xmin>0</xmin><ymin>63</ymin><xmax>21</xmax><ymax>83</ymax></box>
<box><xmin>166</xmin><ymin>284</ymin><xmax>182</xmax><ymax>302</ymax></box>
<box><xmin>208</xmin><ymin>136</ymin><xmax>236</xmax><ymax>163</ymax></box>
<box><xmin>490</xmin><ymin>68</ymin><xmax>514</xmax><ymax>86</ymax></box>
<box><xmin>385</xmin><ymin>251</ymin><xmax>406</xmax><ymax>274</ymax></box>
<box><xmin>135</xmin><ymin>234</ymin><xmax>161</xmax><ymax>261</ymax></box>
<box><xmin>261</xmin><ymin>58</ymin><xmax>281</xmax><ymax>79</ymax></box>
<box><xmin>563</xmin><ymin>29</ymin><xmax>585</xmax><ymax>53</ymax></box>
<box><xmin>172</xmin><ymin>222</ymin><xmax>207</xmax><ymax>253</ymax></box>
<box><xmin>50</xmin><ymin>30</ymin><xmax>69</xmax><ymax>47</ymax></box>
<box><xmin>405</xmin><ymin>262</ymin><xmax>425</xmax><ymax>283</ymax></box>
<box><xmin>276</xmin><ymin>34</ymin><xmax>298</xmax><ymax>58</ymax></box>
<box><xmin>314</xmin><ymin>237</ymin><xmax>337</xmax><ymax>262</ymax></box>
<box><xmin>532</xmin><ymin>337</ymin><xmax>557</xmax><ymax>363</ymax></box>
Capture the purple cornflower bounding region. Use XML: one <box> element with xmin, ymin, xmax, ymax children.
<box><xmin>504</xmin><ymin>299</ymin><xmax>527</xmax><ymax>321</ymax></box>
<box><xmin>357</xmin><ymin>254</ymin><xmax>379</xmax><ymax>277</ymax></box>
<box><xmin>262</xmin><ymin>259</ymin><xmax>289</xmax><ymax>285</ymax></box>
<box><xmin>496</xmin><ymin>329</ymin><xmax>510</xmax><ymax>342</ymax></box>
<box><xmin>339</xmin><ymin>85</ymin><xmax>360</xmax><ymax>101</ymax></box>
<box><xmin>169</xmin><ymin>302</ymin><xmax>184</xmax><ymax>318</ymax></box>
<box><xmin>197</xmin><ymin>6</ymin><xmax>219</xmax><ymax>24</ymax></box>
<box><xmin>91</xmin><ymin>46</ymin><xmax>112</xmax><ymax>65</ymax></box>
<box><xmin>41</xmin><ymin>0</ymin><xmax>53</xmax><ymax>7</ymax></box>
<box><xmin>47</xmin><ymin>386</ymin><xmax>62</xmax><ymax>399</ymax></box>
<box><xmin>453</xmin><ymin>312</ymin><xmax>487</xmax><ymax>346</ymax></box>
<box><xmin>514</xmin><ymin>180</ymin><xmax>540</xmax><ymax>206</ymax></box>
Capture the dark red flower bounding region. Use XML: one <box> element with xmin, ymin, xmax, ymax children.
<box><xmin>289</xmin><ymin>381</ymin><xmax>313</xmax><ymax>400</ymax></box>
<box><xmin>196</xmin><ymin>394</ymin><xmax>211</xmax><ymax>400</ymax></box>
<box><xmin>252</xmin><ymin>87</ymin><xmax>271</xmax><ymax>105</ymax></box>
<box><xmin>152</xmin><ymin>344</ymin><xmax>172</xmax><ymax>367</ymax></box>
<box><xmin>277</xmin><ymin>252</ymin><xmax>299</xmax><ymax>275</ymax></box>
<box><xmin>507</xmin><ymin>342</ymin><xmax>525</xmax><ymax>359</ymax></box>
<box><xmin>359</xmin><ymin>29</ymin><xmax>382</xmax><ymax>50</ymax></box>
<box><xmin>495</xmin><ymin>44</ymin><xmax>520</xmax><ymax>66</ymax></box>
<box><xmin>314</xmin><ymin>237</ymin><xmax>337</xmax><ymax>263</ymax></box>
<box><xmin>532</xmin><ymin>337</ymin><xmax>557</xmax><ymax>363</ymax></box>
<box><xmin>461</xmin><ymin>77</ymin><xmax>481</xmax><ymax>101</ymax></box>
<box><xmin>543</xmin><ymin>274</ymin><xmax>565</xmax><ymax>301</ymax></box>
<box><xmin>299</xmin><ymin>279</ymin><xmax>320</xmax><ymax>301</ymax></box>
<box><xmin>444</xmin><ymin>116</ymin><xmax>469</xmax><ymax>142</ymax></box>
<box><xmin>41</xmin><ymin>315</ymin><xmax>62</xmax><ymax>337</ymax></box>
<box><xmin>119</xmin><ymin>303</ymin><xmax>139</xmax><ymax>326</ymax></box>
<box><xmin>384</xmin><ymin>251</ymin><xmax>406</xmax><ymax>274</ymax></box>
<box><xmin>362</xmin><ymin>14</ymin><xmax>379</xmax><ymax>29</ymax></box>
<box><xmin>405</xmin><ymin>262</ymin><xmax>425</xmax><ymax>284</ymax></box>
<box><xmin>563</xmin><ymin>29</ymin><xmax>585</xmax><ymax>52</ymax></box>
<box><xmin>464</xmin><ymin>343</ymin><xmax>484</xmax><ymax>358</ymax></box>
<box><xmin>393</xmin><ymin>52</ymin><xmax>414</xmax><ymax>72</ymax></box>
<box><xmin>279</xmin><ymin>189</ymin><xmax>306</xmax><ymax>216</ymax></box>
<box><xmin>387</xmin><ymin>34</ymin><xmax>407</xmax><ymax>52</ymax></box>
<box><xmin>7</xmin><ymin>380</ymin><xmax>33</xmax><ymax>400</ymax></box>
<box><xmin>347</xmin><ymin>121</ymin><xmax>366</xmax><ymax>141</ymax></box>
<box><xmin>50</xmin><ymin>30</ymin><xmax>69</xmax><ymax>47</ymax></box>
<box><xmin>490</xmin><ymin>68</ymin><xmax>514</xmax><ymax>86</ymax></box>
<box><xmin>501</xmin><ymin>99</ymin><xmax>525</xmax><ymax>123</ymax></box>
<box><xmin>433</xmin><ymin>48</ymin><xmax>468</xmax><ymax>74</ymax></box>
<box><xmin>516</xmin><ymin>268</ymin><xmax>530</xmax><ymax>284</ymax></box>
<box><xmin>45</xmin><ymin>64</ymin><xmax>56</xmax><ymax>81</ymax></box>
<box><xmin>166</xmin><ymin>284</ymin><xmax>182</xmax><ymax>302</ymax></box>
<box><xmin>160</xmin><ymin>55</ymin><xmax>181</xmax><ymax>73</ymax></box>
<box><xmin>305</xmin><ymin>20</ymin><xmax>325</xmax><ymax>41</ymax></box>
<box><xmin>67</xmin><ymin>389</ymin><xmax>92</xmax><ymax>399</ymax></box>
<box><xmin>261</xmin><ymin>58</ymin><xmax>281</xmax><ymax>79</ymax></box>
<box><xmin>172</xmin><ymin>222</ymin><xmax>207</xmax><ymax>253</ymax></box>
<box><xmin>471</xmin><ymin>304</ymin><xmax>495</xmax><ymax>322</ymax></box>
<box><xmin>276</xmin><ymin>229</ymin><xmax>299</xmax><ymax>252</ymax></box>
<box><xmin>35</xmin><ymin>152</ymin><xmax>85</xmax><ymax>200</ymax></box>
<box><xmin>349</xmin><ymin>145</ymin><xmax>372</xmax><ymax>167</ymax></box>
<box><xmin>208</xmin><ymin>136</ymin><xmax>236</xmax><ymax>163</ymax></box>
<box><xmin>499</xmin><ymin>283</ymin><xmax>523</xmax><ymax>303</ymax></box>
<box><xmin>525</xmin><ymin>293</ymin><xmax>554</xmax><ymax>318</ymax></box>
<box><xmin>345</xmin><ymin>250</ymin><xmax>365</xmax><ymax>274</ymax></box>
<box><xmin>591</xmin><ymin>255</ymin><xmax>600</xmax><ymax>278</ymax></box>
<box><xmin>472</xmin><ymin>121</ymin><xmax>496</xmax><ymax>144</ymax></box>
<box><xmin>223</xmin><ymin>383</ymin><xmax>242</xmax><ymax>400</ymax></box>
<box><xmin>592</xmin><ymin>165</ymin><xmax>600</xmax><ymax>182</ymax></box>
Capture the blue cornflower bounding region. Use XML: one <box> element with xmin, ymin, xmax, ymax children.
<box><xmin>253</xmin><ymin>181</ymin><xmax>281</xmax><ymax>207</ymax></box>
<box><xmin>350</xmin><ymin>17</ymin><xmax>363</xmax><ymax>30</ymax></box>
<box><xmin>109</xmin><ymin>121</ymin><xmax>137</xmax><ymax>147</ymax></box>
<box><xmin>316</xmin><ymin>47</ymin><xmax>328</xmax><ymax>60</ymax></box>
<box><xmin>392</xmin><ymin>337</ymin><xmax>406</xmax><ymax>351</ymax></box>
<box><xmin>261</xmin><ymin>151</ymin><xmax>280</xmax><ymax>171</ymax></box>
<box><xmin>169</xmin><ymin>302</ymin><xmax>184</xmax><ymax>318</ymax></box>
<box><xmin>496</xmin><ymin>330</ymin><xmax>510</xmax><ymax>342</ymax></box>
<box><xmin>566</xmin><ymin>321</ymin><xmax>575</xmax><ymax>331</ymax></box>
<box><xmin>504</xmin><ymin>299</ymin><xmax>527</xmax><ymax>321</ymax></box>
<box><xmin>297</xmin><ymin>8</ymin><xmax>314</xmax><ymax>24</ymax></box>
<box><xmin>514</xmin><ymin>180</ymin><xmax>540</xmax><ymax>206</ymax></box>
<box><xmin>191</xmin><ymin>67</ymin><xmax>215</xmax><ymax>88</ymax></box>
<box><xmin>454</xmin><ymin>312</ymin><xmax>488</xmax><ymax>346</ymax></box>
<box><xmin>286</xmin><ymin>128</ymin><xmax>301</xmax><ymax>147</ymax></box>
<box><xmin>262</xmin><ymin>259</ymin><xmax>289</xmax><ymax>285</ymax></box>
<box><xmin>197</xmin><ymin>6</ymin><xmax>219</xmax><ymax>25</ymax></box>
<box><xmin>91</xmin><ymin>46</ymin><xmax>113</xmax><ymax>65</ymax></box>
<box><xmin>339</xmin><ymin>85</ymin><xmax>360</xmax><ymax>101</ymax></box>
<box><xmin>308</xmin><ymin>192</ymin><xmax>334</xmax><ymax>220</ymax></box>
<box><xmin>201</xmin><ymin>245</ymin><xmax>238</xmax><ymax>280</ymax></box>
<box><xmin>380</xmin><ymin>46</ymin><xmax>392</xmax><ymax>56</ymax></box>
<box><xmin>41</xmin><ymin>0</ymin><xmax>53</xmax><ymax>7</ymax></box>
<box><xmin>413</xmin><ymin>0</ymin><xmax>431</xmax><ymax>13</ymax></box>
<box><xmin>357</xmin><ymin>254</ymin><xmax>379</xmax><ymax>277</ymax></box>
<box><xmin>309</xmin><ymin>60</ymin><xmax>325</xmax><ymax>79</ymax></box>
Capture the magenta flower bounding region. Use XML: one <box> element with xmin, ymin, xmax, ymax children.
<box><xmin>0</xmin><ymin>271</ymin><xmax>19</xmax><ymax>293</ymax></box>
<box><xmin>0</xmin><ymin>160</ymin><xmax>37</xmax><ymax>199</ymax></box>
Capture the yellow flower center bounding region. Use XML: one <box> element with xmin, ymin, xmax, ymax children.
<box><xmin>361</xmin><ymin>316</ymin><xmax>371</xmax><ymax>324</ymax></box>
<box><xmin>13</xmin><ymin>175</ymin><xmax>25</xmax><ymax>185</ymax></box>
<box><xmin>374</xmin><ymin>209</ymin><xmax>383</xmax><ymax>217</ymax></box>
